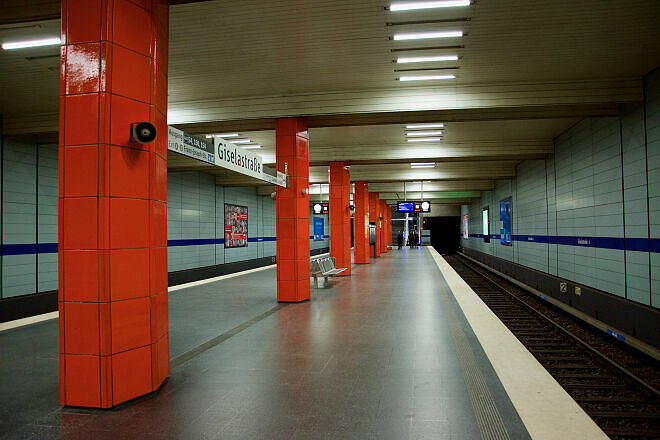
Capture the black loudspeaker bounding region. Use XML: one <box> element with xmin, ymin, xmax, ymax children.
<box><xmin>131</xmin><ymin>122</ymin><xmax>157</xmax><ymax>144</ymax></box>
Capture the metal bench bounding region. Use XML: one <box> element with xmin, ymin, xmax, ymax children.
<box><xmin>310</xmin><ymin>256</ymin><xmax>347</xmax><ymax>287</ymax></box>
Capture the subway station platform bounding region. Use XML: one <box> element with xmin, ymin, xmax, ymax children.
<box><xmin>0</xmin><ymin>248</ymin><xmax>605</xmax><ymax>440</ymax></box>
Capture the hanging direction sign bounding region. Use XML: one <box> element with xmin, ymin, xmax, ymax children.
<box><xmin>167</xmin><ymin>126</ymin><xmax>287</xmax><ymax>187</ymax></box>
<box><xmin>167</xmin><ymin>126</ymin><xmax>215</xmax><ymax>164</ymax></box>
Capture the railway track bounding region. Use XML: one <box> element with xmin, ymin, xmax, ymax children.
<box><xmin>445</xmin><ymin>254</ymin><xmax>660</xmax><ymax>440</ymax></box>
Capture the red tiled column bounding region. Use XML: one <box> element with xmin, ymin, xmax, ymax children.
<box><xmin>386</xmin><ymin>204</ymin><xmax>392</xmax><ymax>249</ymax></box>
<box><xmin>329</xmin><ymin>162</ymin><xmax>351</xmax><ymax>275</ymax></box>
<box><xmin>369</xmin><ymin>192</ymin><xmax>381</xmax><ymax>257</ymax></box>
<box><xmin>379</xmin><ymin>199</ymin><xmax>387</xmax><ymax>254</ymax></box>
<box><xmin>353</xmin><ymin>182</ymin><xmax>370</xmax><ymax>264</ymax></box>
<box><xmin>59</xmin><ymin>0</ymin><xmax>169</xmax><ymax>408</ymax></box>
<box><xmin>276</xmin><ymin>118</ymin><xmax>310</xmax><ymax>302</ymax></box>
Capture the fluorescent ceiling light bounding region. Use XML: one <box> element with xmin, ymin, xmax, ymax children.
<box><xmin>2</xmin><ymin>37</ymin><xmax>61</xmax><ymax>50</ymax></box>
<box><xmin>241</xmin><ymin>145</ymin><xmax>262</xmax><ymax>149</ymax></box>
<box><xmin>393</xmin><ymin>31</ymin><xmax>462</xmax><ymax>41</ymax></box>
<box><xmin>230</xmin><ymin>139</ymin><xmax>251</xmax><ymax>144</ymax></box>
<box><xmin>206</xmin><ymin>133</ymin><xmax>239</xmax><ymax>138</ymax></box>
<box><xmin>406</xmin><ymin>131</ymin><xmax>443</xmax><ymax>136</ymax></box>
<box><xmin>390</xmin><ymin>1</ymin><xmax>470</xmax><ymax>11</ymax></box>
<box><xmin>397</xmin><ymin>55</ymin><xmax>458</xmax><ymax>63</ymax></box>
<box><xmin>407</xmin><ymin>137</ymin><xmax>441</xmax><ymax>142</ymax></box>
<box><xmin>411</xmin><ymin>162</ymin><xmax>436</xmax><ymax>168</ymax></box>
<box><xmin>406</xmin><ymin>123</ymin><xmax>444</xmax><ymax>129</ymax></box>
<box><xmin>400</xmin><ymin>74</ymin><xmax>456</xmax><ymax>81</ymax></box>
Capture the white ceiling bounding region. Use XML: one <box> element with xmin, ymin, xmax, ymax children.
<box><xmin>2</xmin><ymin>0</ymin><xmax>660</xmax><ymax>207</ymax></box>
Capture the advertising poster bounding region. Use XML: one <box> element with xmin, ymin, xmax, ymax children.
<box><xmin>500</xmin><ymin>198</ymin><xmax>512</xmax><ymax>245</ymax></box>
<box><xmin>463</xmin><ymin>215</ymin><xmax>469</xmax><ymax>239</ymax></box>
<box><xmin>224</xmin><ymin>204</ymin><xmax>248</xmax><ymax>248</ymax></box>
<box><xmin>314</xmin><ymin>217</ymin><xmax>324</xmax><ymax>241</ymax></box>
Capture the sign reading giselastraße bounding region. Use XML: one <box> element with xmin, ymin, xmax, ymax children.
<box><xmin>214</xmin><ymin>137</ymin><xmax>263</xmax><ymax>181</ymax></box>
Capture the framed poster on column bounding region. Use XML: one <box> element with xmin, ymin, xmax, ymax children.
<box><xmin>224</xmin><ymin>204</ymin><xmax>248</xmax><ymax>248</ymax></box>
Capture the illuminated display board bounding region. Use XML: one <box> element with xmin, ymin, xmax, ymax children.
<box><xmin>397</xmin><ymin>201</ymin><xmax>431</xmax><ymax>213</ymax></box>
<box><xmin>482</xmin><ymin>207</ymin><xmax>490</xmax><ymax>243</ymax></box>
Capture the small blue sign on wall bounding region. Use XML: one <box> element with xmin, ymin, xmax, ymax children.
<box><xmin>314</xmin><ymin>217</ymin><xmax>324</xmax><ymax>241</ymax></box>
<box><xmin>500</xmin><ymin>197</ymin><xmax>512</xmax><ymax>246</ymax></box>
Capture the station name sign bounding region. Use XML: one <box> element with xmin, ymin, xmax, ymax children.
<box><xmin>167</xmin><ymin>126</ymin><xmax>287</xmax><ymax>187</ymax></box>
<box><xmin>214</xmin><ymin>137</ymin><xmax>263</xmax><ymax>181</ymax></box>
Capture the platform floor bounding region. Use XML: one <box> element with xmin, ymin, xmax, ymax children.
<box><xmin>0</xmin><ymin>248</ymin><xmax>602</xmax><ymax>439</ymax></box>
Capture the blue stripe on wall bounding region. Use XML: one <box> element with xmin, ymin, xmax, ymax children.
<box><xmin>465</xmin><ymin>234</ymin><xmax>660</xmax><ymax>253</ymax></box>
<box><xmin>1</xmin><ymin>236</ymin><xmax>290</xmax><ymax>255</ymax></box>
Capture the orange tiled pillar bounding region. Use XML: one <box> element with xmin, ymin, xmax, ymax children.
<box><xmin>369</xmin><ymin>192</ymin><xmax>381</xmax><ymax>257</ymax></box>
<box><xmin>59</xmin><ymin>0</ymin><xmax>169</xmax><ymax>408</ymax></box>
<box><xmin>329</xmin><ymin>162</ymin><xmax>351</xmax><ymax>275</ymax></box>
<box><xmin>276</xmin><ymin>118</ymin><xmax>310</xmax><ymax>302</ymax></box>
<box><xmin>386</xmin><ymin>204</ymin><xmax>392</xmax><ymax>249</ymax></box>
<box><xmin>379</xmin><ymin>199</ymin><xmax>387</xmax><ymax>254</ymax></box>
<box><xmin>353</xmin><ymin>182</ymin><xmax>370</xmax><ymax>264</ymax></box>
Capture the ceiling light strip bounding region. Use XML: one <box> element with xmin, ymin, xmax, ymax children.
<box><xmin>410</xmin><ymin>162</ymin><xmax>437</xmax><ymax>168</ymax></box>
<box><xmin>390</xmin><ymin>1</ymin><xmax>470</xmax><ymax>12</ymax></box>
<box><xmin>407</xmin><ymin>137</ymin><xmax>442</xmax><ymax>142</ymax></box>
<box><xmin>395</xmin><ymin>67</ymin><xmax>458</xmax><ymax>73</ymax></box>
<box><xmin>400</xmin><ymin>74</ymin><xmax>455</xmax><ymax>81</ymax></box>
<box><xmin>205</xmin><ymin>133</ymin><xmax>240</xmax><ymax>138</ymax></box>
<box><xmin>397</xmin><ymin>55</ymin><xmax>458</xmax><ymax>63</ymax></box>
<box><xmin>406</xmin><ymin>123</ymin><xmax>444</xmax><ymax>129</ymax></box>
<box><xmin>393</xmin><ymin>31</ymin><xmax>463</xmax><ymax>41</ymax></box>
<box><xmin>2</xmin><ymin>37</ymin><xmax>61</xmax><ymax>50</ymax></box>
<box><xmin>406</xmin><ymin>131</ymin><xmax>443</xmax><ymax>136</ymax></box>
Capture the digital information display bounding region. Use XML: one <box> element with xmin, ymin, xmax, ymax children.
<box><xmin>369</xmin><ymin>223</ymin><xmax>376</xmax><ymax>245</ymax></box>
<box><xmin>313</xmin><ymin>217</ymin><xmax>324</xmax><ymax>241</ymax></box>
<box><xmin>500</xmin><ymin>198</ymin><xmax>512</xmax><ymax>246</ymax></box>
<box><xmin>397</xmin><ymin>201</ymin><xmax>431</xmax><ymax>213</ymax></box>
<box><xmin>224</xmin><ymin>204</ymin><xmax>248</xmax><ymax>248</ymax></box>
<box><xmin>482</xmin><ymin>208</ymin><xmax>490</xmax><ymax>243</ymax></box>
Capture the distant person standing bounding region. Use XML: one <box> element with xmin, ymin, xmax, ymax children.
<box><xmin>397</xmin><ymin>230</ymin><xmax>404</xmax><ymax>249</ymax></box>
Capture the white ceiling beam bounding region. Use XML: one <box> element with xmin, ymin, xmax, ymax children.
<box><xmin>167</xmin><ymin>79</ymin><xmax>638</xmax><ymax>126</ymax></box>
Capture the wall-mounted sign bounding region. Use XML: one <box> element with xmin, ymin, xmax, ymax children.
<box><xmin>463</xmin><ymin>215</ymin><xmax>469</xmax><ymax>239</ymax></box>
<box><xmin>224</xmin><ymin>204</ymin><xmax>248</xmax><ymax>248</ymax></box>
<box><xmin>167</xmin><ymin>126</ymin><xmax>215</xmax><ymax>164</ymax></box>
<box><xmin>167</xmin><ymin>126</ymin><xmax>287</xmax><ymax>187</ymax></box>
<box><xmin>314</xmin><ymin>217</ymin><xmax>324</xmax><ymax>241</ymax></box>
<box><xmin>500</xmin><ymin>197</ymin><xmax>512</xmax><ymax>246</ymax></box>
